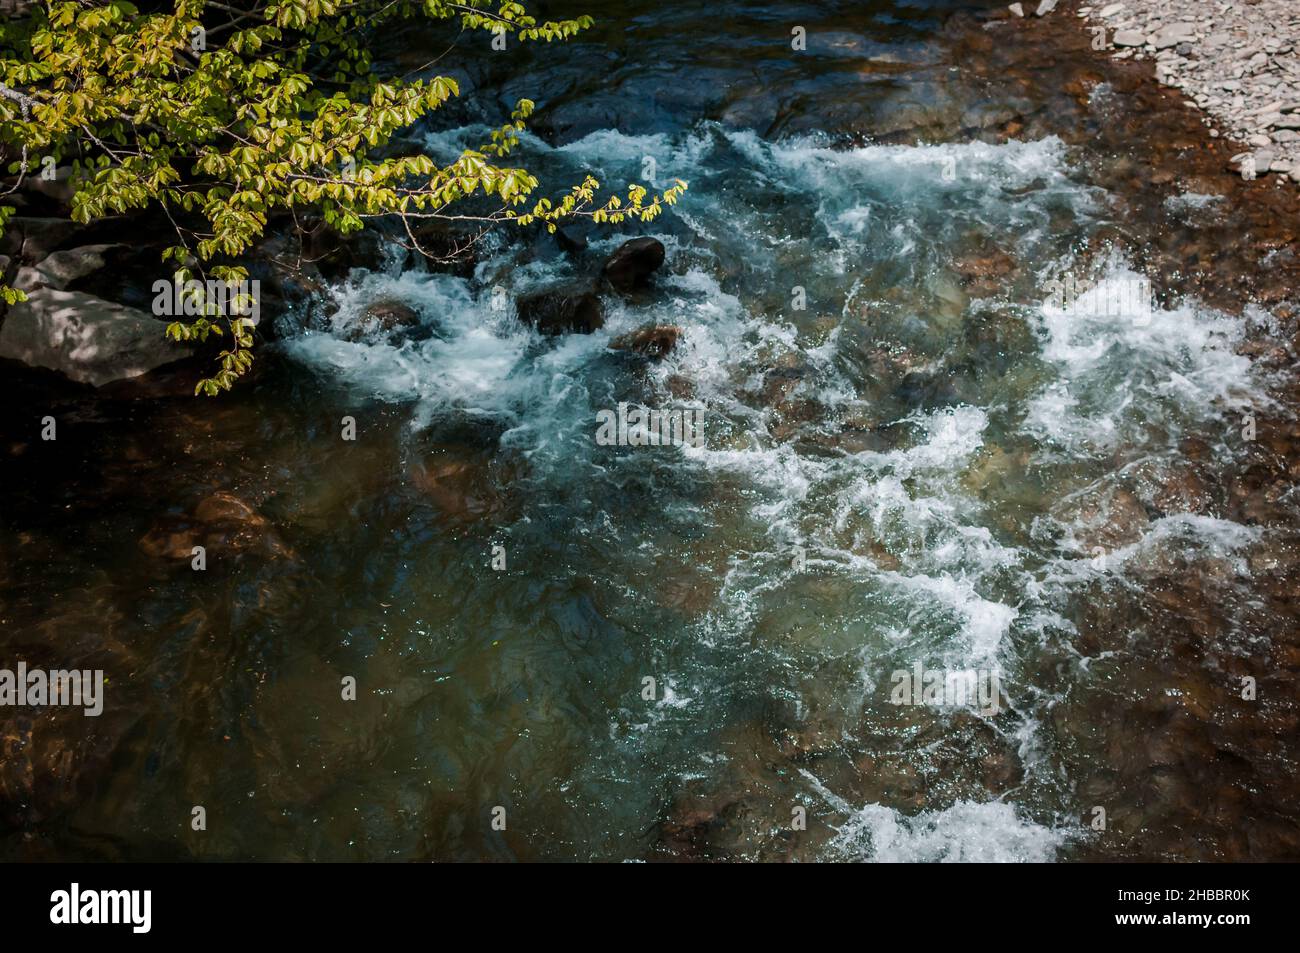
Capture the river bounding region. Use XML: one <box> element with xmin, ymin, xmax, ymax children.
<box><xmin>2</xmin><ymin>0</ymin><xmax>1298</xmax><ymax>861</ymax></box>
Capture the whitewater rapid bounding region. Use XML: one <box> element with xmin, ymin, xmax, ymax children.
<box><xmin>281</xmin><ymin>124</ymin><xmax>1273</xmax><ymax>861</ymax></box>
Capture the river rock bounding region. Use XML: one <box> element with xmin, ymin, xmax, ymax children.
<box><xmin>610</xmin><ymin>324</ymin><xmax>680</xmax><ymax>359</ymax></box>
<box><xmin>194</xmin><ymin>491</ymin><xmax>265</xmax><ymax>526</ymax></box>
<box><xmin>554</xmin><ymin>223</ymin><xmax>591</xmax><ymax>255</ymax></box>
<box><xmin>602</xmin><ymin>237</ymin><xmax>666</xmax><ymax>293</ymax></box>
<box><xmin>140</xmin><ymin>491</ymin><xmax>290</xmax><ymax>562</ymax></box>
<box><xmin>366</xmin><ymin>300</ymin><xmax>419</xmax><ymax>331</ymax></box>
<box><xmin>0</xmin><ymin>288</ymin><xmax>189</xmax><ymax>387</ymax></box>
<box><xmin>0</xmin><ymin>216</ymin><xmax>80</xmax><ymax>262</ymax></box>
<box><xmin>1151</xmin><ymin>23</ymin><xmax>1195</xmax><ymax>50</ymax></box>
<box><xmin>345</xmin><ymin>299</ymin><xmax>421</xmax><ymax>342</ymax></box>
<box><xmin>516</xmin><ymin>287</ymin><xmax>604</xmax><ymax>335</ymax></box>
<box><xmin>1057</xmin><ymin>485</ymin><xmax>1151</xmax><ymax>552</ymax></box>
<box><xmin>245</xmin><ymin>230</ymin><xmax>331</xmax><ymax>330</ymax></box>
<box><xmin>952</xmin><ymin>247</ymin><xmax>1017</xmax><ymax>296</ymax></box>
<box><xmin>28</xmin><ymin>244</ymin><xmax>120</xmax><ymax>291</ymax></box>
<box><xmin>137</xmin><ymin>521</ymin><xmax>202</xmax><ymax>561</ymax></box>
<box><xmin>20</xmin><ymin>166</ymin><xmax>78</xmax><ymax>208</ymax></box>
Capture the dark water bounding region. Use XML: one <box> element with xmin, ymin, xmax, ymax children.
<box><xmin>3</xmin><ymin>1</ymin><xmax>1300</xmax><ymax>861</ymax></box>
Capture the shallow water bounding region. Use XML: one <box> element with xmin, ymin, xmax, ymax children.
<box><xmin>3</xmin><ymin>0</ymin><xmax>1300</xmax><ymax>861</ymax></box>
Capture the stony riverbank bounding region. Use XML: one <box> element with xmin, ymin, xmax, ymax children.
<box><xmin>1073</xmin><ymin>0</ymin><xmax>1300</xmax><ymax>185</ymax></box>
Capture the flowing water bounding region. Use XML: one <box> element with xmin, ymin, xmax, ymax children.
<box><xmin>3</xmin><ymin>0</ymin><xmax>1300</xmax><ymax>861</ymax></box>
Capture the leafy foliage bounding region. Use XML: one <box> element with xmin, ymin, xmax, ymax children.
<box><xmin>0</xmin><ymin>1</ymin><xmax>687</xmax><ymax>393</ymax></box>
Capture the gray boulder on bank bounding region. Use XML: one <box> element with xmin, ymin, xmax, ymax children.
<box><xmin>18</xmin><ymin>244</ymin><xmax>122</xmax><ymax>292</ymax></box>
<box><xmin>0</xmin><ymin>287</ymin><xmax>189</xmax><ymax>387</ymax></box>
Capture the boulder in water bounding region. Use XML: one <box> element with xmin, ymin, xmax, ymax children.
<box><xmin>139</xmin><ymin>491</ymin><xmax>291</xmax><ymax>562</ymax></box>
<box><xmin>369</xmin><ymin>300</ymin><xmax>418</xmax><ymax>330</ymax></box>
<box><xmin>345</xmin><ymin>299</ymin><xmax>421</xmax><ymax>342</ymax></box>
<box><xmin>516</xmin><ymin>287</ymin><xmax>604</xmax><ymax>335</ymax></box>
<box><xmin>554</xmin><ymin>222</ymin><xmax>591</xmax><ymax>255</ymax></box>
<box><xmin>602</xmin><ymin>237</ymin><xmax>665</xmax><ymax>293</ymax></box>
<box><xmin>610</xmin><ymin>324</ymin><xmax>680</xmax><ymax>359</ymax></box>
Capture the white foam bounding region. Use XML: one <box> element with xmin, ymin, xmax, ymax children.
<box><xmin>852</xmin><ymin>406</ymin><xmax>989</xmax><ymax>478</ymax></box>
<box><xmin>1164</xmin><ymin>192</ymin><xmax>1224</xmax><ymax>214</ymax></box>
<box><xmin>727</xmin><ymin>131</ymin><xmax>1070</xmax><ymax>193</ymax></box>
<box><xmin>802</xmin><ymin>771</ymin><xmax>1068</xmax><ymax>862</ymax></box>
<box><xmin>1106</xmin><ymin>513</ymin><xmax>1261</xmax><ymax>576</ymax></box>
<box><xmin>1027</xmin><ymin>258</ymin><xmax>1256</xmax><ymax>454</ymax></box>
<box><xmin>877</xmin><ymin>570</ymin><xmax>1017</xmax><ymax>665</ymax></box>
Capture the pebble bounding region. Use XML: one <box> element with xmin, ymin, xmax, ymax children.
<box><xmin>1151</xmin><ymin>24</ymin><xmax>1196</xmax><ymax>50</ymax></box>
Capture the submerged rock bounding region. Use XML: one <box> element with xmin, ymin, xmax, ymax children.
<box><xmin>344</xmin><ymin>299</ymin><xmax>421</xmax><ymax>342</ymax></box>
<box><xmin>610</xmin><ymin>324</ymin><xmax>680</xmax><ymax>359</ymax></box>
<box><xmin>952</xmin><ymin>246</ymin><xmax>1017</xmax><ymax>297</ymax></box>
<box><xmin>602</xmin><ymin>237</ymin><xmax>665</xmax><ymax>293</ymax></box>
<box><xmin>408</xmin><ymin>448</ymin><xmax>516</xmax><ymax>524</ymax></box>
<box><xmin>1129</xmin><ymin>459</ymin><xmax>1213</xmax><ymax>517</ymax></box>
<box><xmin>892</xmin><ymin>369</ymin><xmax>962</xmax><ymax>409</ymax></box>
<box><xmin>1055</xmin><ymin>485</ymin><xmax>1152</xmax><ymax>552</ymax></box>
<box><xmin>139</xmin><ymin>491</ymin><xmax>291</xmax><ymax>562</ymax></box>
<box><xmin>516</xmin><ymin>287</ymin><xmax>604</xmax><ymax>335</ymax></box>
